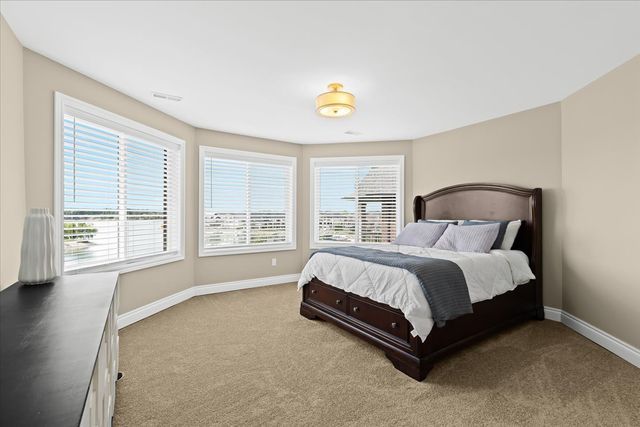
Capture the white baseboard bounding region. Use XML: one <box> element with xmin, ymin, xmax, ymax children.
<box><xmin>544</xmin><ymin>305</ymin><xmax>639</xmax><ymax>368</ymax></box>
<box><xmin>543</xmin><ymin>306</ymin><xmax>562</xmax><ymax>322</ymax></box>
<box><xmin>118</xmin><ymin>273</ymin><xmax>300</xmax><ymax>329</ymax></box>
<box><xmin>560</xmin><ymin>310</ymin><xmax>640</xmax><ymax>368</ymax></box>
<box><xmin>118</xmin><ymin>287</ymin><xmax>194</xmax><ymax>329</ymax></box>
<box><xmin>193</xmin><ymin>273</ymin><xmax>300</xmax><ymax>296</ymax></box>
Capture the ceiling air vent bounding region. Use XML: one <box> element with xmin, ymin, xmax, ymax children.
<box><xmin>152</xmin><ymin>92</ymin><xmax>182</xmax><ymax>102</ymax></box>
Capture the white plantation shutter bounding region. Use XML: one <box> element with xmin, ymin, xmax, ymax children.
<box><xmin>311</xmin><ymin>156</ymin><xmax>403</xmax><ymax>246</ymax></box>
<box><xmin>57</xmin><ymin>94</ymin><xmax>184</xmax><ymax>273</ymax></box>
<box><xmin>200</xmin><ymin>147</ymin><xmax>296</xmax><ymax>255</ymax></box>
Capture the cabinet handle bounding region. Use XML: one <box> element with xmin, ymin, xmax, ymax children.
<box><xmin>335</xmin><ymin>299</ymin><xmax>342</xmax><ymax>305</ymax></box>
<box><xmin>391</xmin><ymin>322</ymin><xmax>398</xmax><ymax>329</ymax></box>
<box><xmin>311</xmin><ymin>289</ymin><xmax>317</xmax><ymax>294</ymax></box>
<box><xmin>353</xmin><ymin>306</ymin><xmax>359</xmax><ymax>312</ymax></box>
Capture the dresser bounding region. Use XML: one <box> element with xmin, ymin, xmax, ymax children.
<box><xmin>0</xmin><ymin>272</ymin><xmax>119</xmax><ymax>426</ymax></box>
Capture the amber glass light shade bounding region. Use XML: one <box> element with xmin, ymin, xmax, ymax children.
<box><xmin>316</xmin><ymin>83</ymin><xmax>355</xmax><ymax>118</ymax></box>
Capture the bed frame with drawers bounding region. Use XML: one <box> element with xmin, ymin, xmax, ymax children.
<box><xmin>300</xmin><ymin>183</ymin><xmax>543</xmax><ymax>381</ymax></box>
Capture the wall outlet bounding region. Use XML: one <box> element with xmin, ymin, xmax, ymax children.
<box><xmin>271</xmin><ymin>258</ymin><xmax>277</xmax><ymax>267</ymax></box>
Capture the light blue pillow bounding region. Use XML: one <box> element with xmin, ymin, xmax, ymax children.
<box><xmin>433</xmin><ymin>223</ymin><xmax>500</xmax><ymax>253</ymax></box>
<box><xmin>393</xmin><ymin>222</ymin><xmax>449</xmax><ymax>248</ymax></box>
<box><xmin>460</xmin><ymin>220</ymin><xmax>509</xmax><ymax>249</ymax></box>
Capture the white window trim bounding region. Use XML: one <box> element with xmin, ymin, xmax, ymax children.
<box><xmin>309</xmin><ymin>155</ymin><xmax>405</xmax><ymax>249</ymax></box>
<box><xmin>54</xmin><ymin>92</ymin><xmax>186</xmax><ymax>275</ymax></box>
<box><xmin>198</xmin><ymin>146</ymin><xmax>297</xmax><ymax>257</ymax></box>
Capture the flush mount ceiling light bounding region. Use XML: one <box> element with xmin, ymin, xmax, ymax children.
<box><xmin>316</xmin><ymin>83</ymin><xmax>355</xmax><ymax>118</ymax></box>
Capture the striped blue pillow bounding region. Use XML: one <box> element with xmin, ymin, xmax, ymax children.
<box><xmin>460</xmin><ymin>220</ymin><xmax>509</xmax><ymax>249</ymax></box>
<box><xmin>433</xmin><ymin>223</ymin><xmax>500</xmax><ymax>253</ymax></box>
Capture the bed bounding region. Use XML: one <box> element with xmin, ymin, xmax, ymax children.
<box><xmin>299</xmin><ymin>183</ymin><xmax>543</xmax><ymax>381</ymax></box>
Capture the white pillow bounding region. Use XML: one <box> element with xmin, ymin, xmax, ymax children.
<box><xmin>500</xmin><ymin>220</ymin><xmax>522</xmax><ymax>250</ymax></box>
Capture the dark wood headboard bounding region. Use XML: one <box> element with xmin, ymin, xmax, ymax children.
<box><xmin>413</xmin><ymin>183</ymin><xmax>542</xmax><ymax>307</ymax></box>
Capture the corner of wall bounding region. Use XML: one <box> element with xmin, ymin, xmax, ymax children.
<box><xmin>0</xmin><ymin>14</ymin><xmax>26</xmax><ymax>289</ymax></box>
<box><xmin>558</xmin><ymin>55</ymin><xmax>640</xmax><ymax>348</ymax></box>
<box><xmin>409</xmin><ymin>103</ymin><xmax>564</xmax><ymax>309</ymax></box>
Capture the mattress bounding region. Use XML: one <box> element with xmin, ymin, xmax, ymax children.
<box><xmin>298</xmin><ymin>244</ymin><xmax>535</xmax><ymax>341</ymax></box>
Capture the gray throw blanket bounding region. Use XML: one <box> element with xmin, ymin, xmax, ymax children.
<box><xmin>312</xmin><ymin>246</ymin><xmax>472</xmax><ymax>327</ymax></box>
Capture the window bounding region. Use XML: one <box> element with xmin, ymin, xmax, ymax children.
<box><xmin>54</xmin><ymin>93</ymin><xmax>185</xmax><ymax>273</ymax></box>
<box><xmin>199</xmin><ymin>146</ymin><xmax>296</xmax><ymax>256</ymax></box>
<box><xmin>310</xmin><ymin>155</ymin><xmax>404</xmax><ymax>247</ymax></box>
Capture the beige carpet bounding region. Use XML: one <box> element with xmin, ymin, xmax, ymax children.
<box><xmin>114</xmin><ymin>283</ymin><xmax>639</xmax><ymax>426</ymax></box>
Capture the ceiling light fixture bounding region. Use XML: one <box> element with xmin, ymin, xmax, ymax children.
<box><xmin>152</xmin><ymin>91</ymin><xmax>182</xmax><ymax>102</ymax></box>
<box><xmin>316</xmin><ymin>83</ymin><xmax>355</xmax><ymax>118</ymax></box>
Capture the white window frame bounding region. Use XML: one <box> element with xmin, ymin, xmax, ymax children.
<box><xmin>198</xmin><ymin>146</ymin><xmax>297</xmax><ymax>257</ymax></box>
<box><xmin>310</xmin><ymin>155</ymin><xmax>404</xmax><ymax>249</ymax></box>
<box><xmin>54</xmin><ymin>92</ymin><xmax>186</xmax><ymax>274</ymax></box>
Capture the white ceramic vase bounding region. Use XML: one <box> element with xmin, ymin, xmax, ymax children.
<box><xmin>18</xmin><ymin>208</ymin><xmax>57</xmax><ymax>285</ymax></box>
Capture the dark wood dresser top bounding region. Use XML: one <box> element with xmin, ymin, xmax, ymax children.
<box><xmin>0</xmin><ymin>272</ymin><xmax>119</xmax><ymax>426</ymax></box>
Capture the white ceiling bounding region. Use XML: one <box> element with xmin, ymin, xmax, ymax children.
<box><xmin>2</xmin><ymin>1</ymin><xmax>639</xmax><ymax>144</ymax></box>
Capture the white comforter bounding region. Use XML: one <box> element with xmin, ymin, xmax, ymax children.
<box><xmin>298</xmin><ymin>245</ymin><xmax>535</xmax><ymax>341</ymax></box>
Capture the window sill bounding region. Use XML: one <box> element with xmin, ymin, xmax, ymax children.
<box><xmin>199</xmin><ymin>243</ymin><xmax>297</xmax><ymax>257</ymax></box>
<box><xmin>64</xmin><ymin>253</ymin><xmax>185</xmax><ymax>275</ymax></box>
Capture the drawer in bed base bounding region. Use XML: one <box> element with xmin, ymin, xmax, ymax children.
<box><xmin>304</xmin><ymin>280</ymin><xmax>411</xmax><ymax>343</ymax></box>
<box><xmin>305</xmin><ymin>280</ymin><xmax>348</xmax><ymax>314</ymax></box>
<box><xmin>347</xmin><ymin>295</ymin><xmax>409</xmax><ymax>341</ymax></box>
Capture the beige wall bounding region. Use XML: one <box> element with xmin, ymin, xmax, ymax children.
<box><xmin>22</xmin><ymin>49</ymin><xmax>197</xmax><ymax>313</ymax></box>
<box><xmin>561</xmin><ymin>56</ymin><xmax>640</xmax><ymax>348</ymax></box>
<box><xmin>412</xmin><ymin>104</ymin><xmax>564</xmax><ymax>308</ymax></box>
<box><xmin>301</xmin><ymin>140</ymin><xmax>413</xmax><ymax>257</ymax></box>
<box><xmin>0</xmin><ymin>16</ymin><xmax>25</xmax><ymax>289</ymax></box>
<box><xmin>194</xmin><ymin>128</ymin><xmax>304</xmax><ymax>285</ymax></box>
